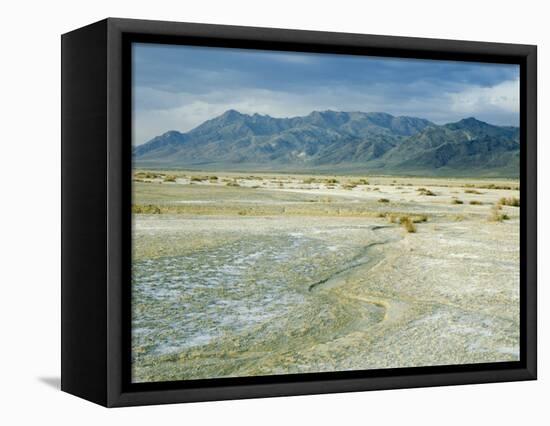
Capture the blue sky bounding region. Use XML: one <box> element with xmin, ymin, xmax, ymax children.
<box><xmin>133</xmin><ymin>43</ymin><xmax>520</xmax><ymax>145</ymax></box>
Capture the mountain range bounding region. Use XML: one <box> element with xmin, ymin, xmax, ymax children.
<box><xmin>134</xmin><ymin>110</ymin><xmax>520</xmax><ymax>177</ymax></box>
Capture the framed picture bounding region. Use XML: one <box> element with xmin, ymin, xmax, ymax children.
<box><xmin>61</xmin><ymin>18</ymin><xmax>537</xmax><ymax>407</ymax></box>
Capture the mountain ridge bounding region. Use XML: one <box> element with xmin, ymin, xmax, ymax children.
<box><xmin>134</xmin><ymin>110</ymin><xmax>519</xmax><ymax>177</ymax></box>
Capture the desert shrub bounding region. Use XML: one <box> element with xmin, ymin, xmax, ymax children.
<box><xmin>487</xmin><ymin>184</ymin><xmax>515</xmax><ymax>190</ymax></box>
<box><xmin>464</xmin><ymin>189</ymin><xmax>482</xmax><ymax>194</ymax></box>
<box><xmin>465</xmin><ymin>183</ymin><xmax>516</xmax><ymax>190</ymax></box>
<box><xmin>134</xmin><ymin>171</ymin><xmax>161</xmax><ymax>179</ymax></box>
<box><xmin>399</xmin><ymin>216</ymin><xmax>417</xmax><ymax>233</ymax></box>
<box><xmin>226</xmin><ymin>181</ymin><xmax>240</xmax><ymax>187</ymax></box>
<box><xmin>342</xmin><ymin>183</ymin><xmax>357</xmax><ymax>190</ymax></box>
<box><xmin>489</xmin><ymin>204</ymin><xmax>510</xmax><ymax>222</ymax></box>
<box><xmin>132</xmin><ymin>204</ymin><xmax>161</xmax><ymax>214</ymax></box>
<box><xmin>451</xmin><ymin>199</ymin><xmax>464</xmax><ymax>205</ymax></box>
<box><xmin>302</xmin><ymin>177</ymin><xmax>317</xmax><ymax>184</ymax></box>
<box><xmin>209</xmin><ymin>176</ymin><xmax>218</xmax><ymax>181</ymax></box>
<box><xmin>163</xmin><ymin>175</ymin><xmax>177</xmax><ymax>182</ymax></box>
<box><xmin>325</xmin><ymin>178</ymin><xmax>339</xmax><ymax>184</ymax></box>
<box><xmin>372</xmin><ymin>187</ymin><xmax>380</xmax><ymax>191</ymax></box>
<box><xmin>499</xmin><ymin>196</ymin><xmax>520</xmax><ymax>207</ymax></box>
<box><xmin>412</xmin><ymin>215</ymin><xmax>428</xmax><ymax>223</ymax></box>
<box><xmin>378</xmin><ymin>198</ymin><xmax>390</xmax><ymax>203</ymax></box>
<box><xmin>190</xmin><ymin>176</ymin><xmax>204</xmax><ymax>182</ymax></box>
<box><xmin>417</xmin><ymin>187</ymin><xmax>436</xmax><ymax>196</ymax></box>
<box><xmin>387</xmin><ymin>214</ymin><xmax>398</xmax><ymax>223</ymax></box>
<box><xmin>469</xmin><ymin>200</ymin><xmax>483</xmax><ymax>205</ymax></box>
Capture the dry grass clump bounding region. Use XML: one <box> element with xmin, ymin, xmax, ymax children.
<box><xmin>464</xmin><ymin>189</ymin><xmax>483</xmax><ymax>194</ymax></box>
<box><xmin>134</xmin><ymin>171</ymin><xmax>161</xmax><ymax>179</ymax></box>
<box><xmin>385</xmin><ymin>213</ymin><xmax>426</xmax><ymax>225</ymax></box>
<box><xmin>342</xmin><ymin>183</ymin><xmax>358</xmax><ymax>190</ymax></box>
<box><xmin>465</xmin><ymin>183</ymin><xmax>518</xmax><ymax>190</ymax></box>
<box><xmin>132</xmin><ymin>204</ymin><xmax>161</xmax><ymax>214</ymax></box>
<box><xmin>451</xmin><ymin>199</ymin><xmax>464</xmax><ymax>205</ymax></box>
<box><xmin>399</xmin><ymin>216</ymin><xmax>417</xmax><ymax>233</ymax></box>
<box><xmin>378</xmin><ymin>198</ymin><xmax>390</xmax><ymax>203</ymax></box>
<box><xmin>488</xmin><ymin>204</ymin><xmax>509</xmax><ymax>222</ymax></box>
<box><xmin>163</xmin><ymin>175</ymin><xmax>177</xmax><ymax>182</ymax></box>
<box><xmin>417</xmin><ymin>187</ymin><xmax>436</xmax><ymax>196</ymax></box>
<box><xmin>469</xmin><ymin>200</ymin><xmax>483</xmax><ymax>205</ymax></box>
<box><xmin>386</xmin><ymin>213</ymin><xmax>398</xmax><ymax>223</ymax></box>
<box><xmin>302</xmin><ymin>177</ymin><xmax>317</xmax><ymax>184</ymax></box>
<box><xmin>499</xmin><ymin>196</ymin><xmax>520</xmax><ymax>207</ymax></box>
<box><xmin>413</xmin><ymin>215</ymin><xmax>428</xmax><ymax>223</ymax></box>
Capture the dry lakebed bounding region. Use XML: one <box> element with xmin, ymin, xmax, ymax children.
<box><xmin>131</xmin><ymin>171</ymin><xmax>520</xmax><ymax>382</ymax></box>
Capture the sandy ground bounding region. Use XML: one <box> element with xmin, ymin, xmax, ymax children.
<box><xmin>131</xmin><ymin>172</ymin><xmax>520</xmax><ymax>382</ymax></box>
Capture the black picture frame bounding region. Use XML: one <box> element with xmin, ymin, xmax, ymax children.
<box><xmin>61</xmin><ymin>17</ymin><xmax>537</xmax><ymax>407</ymax></box>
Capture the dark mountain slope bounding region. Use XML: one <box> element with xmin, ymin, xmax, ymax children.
<box><xmin>134</xmin><ymin>110</ymin><xmax>519</xmax><ymax>177</ymax></box>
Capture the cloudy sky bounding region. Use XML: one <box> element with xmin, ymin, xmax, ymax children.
<box><xmin>132</xmin><ymin>43</ymin><xmax>520</xmax><ymax>146</ymax></box>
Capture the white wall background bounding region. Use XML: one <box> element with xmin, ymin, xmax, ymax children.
<box><xmin>0</xmin><ymin>0</ymin><xmax>546</xmax><ymax>424</ymax></box>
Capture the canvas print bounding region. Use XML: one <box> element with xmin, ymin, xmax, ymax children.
<box><xmin>131</xmin><ymin>43</ymin><xmax>520</xmax><ymax>383</ymax></box>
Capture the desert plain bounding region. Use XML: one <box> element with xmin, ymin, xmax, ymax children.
<box><xmin>131</xmin><ymin>170</ymin><xmax>520</xmax><ymax>382</ymax></box>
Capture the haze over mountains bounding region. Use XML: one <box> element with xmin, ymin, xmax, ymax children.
<box><xmin>134</xmin><ymin>110</ymin><xmax>520</xmax><ymax>177</ymax></box>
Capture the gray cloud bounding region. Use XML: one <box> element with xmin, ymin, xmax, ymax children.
<box><xmin>133</xmin><ymin>43</ymin><xmax>520</xmax><ymax>145</ymax></box>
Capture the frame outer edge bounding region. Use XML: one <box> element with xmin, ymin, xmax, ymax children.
<box><xmin>106</xmin><ymin>18</ymin><xmax>125</xmax><ymax>407</ymax></box>
<box><xmin>104</xmin><ymin>17</ymin><xmax>536</xmax><ymax>55</ymax></box>
<box><xmin>525</xmin><ymin>45</ymin><xmax>537</xmax><ymax>379</ymax></box>
<box><xmin>98</xmin><ymin>17</ymin><xmax>537</xmax><ymax>407</ymax></box>
<box><xmin>61</xmin><ymin>19</ymin><xmax>110</xmax><ymax>407</ymax></box>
